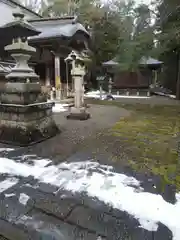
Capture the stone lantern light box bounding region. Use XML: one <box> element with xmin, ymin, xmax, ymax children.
<box><xmin>0</xmin><ymin>9</ymin><xmax>58</xmax><ymax>146</ymax></box>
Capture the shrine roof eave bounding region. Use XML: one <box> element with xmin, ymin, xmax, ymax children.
<box><xmin>28</xmin><ymin>36</ymin><xmax>86</xmax><ymax>44</ymax></box>
<box><xmin>28</xmin><ymin>22</ymin><xmax>90</xmax><ymax>42</ymax></box>
<box><xmin>0</xmin><ymin>22</ymin><xmax>41</xmax><ymax>39</ymax></box>
<box><xmin>29</xmin><ymin>36</ymin><xmax>88</xmax><ymax>53</ymax></box>
<box><xmin>28</xmin><ymin>30</ymin><xmax>90</xmax><ymax>49</ymax></box>
<box><xmin>29</xmin><ymin>33</ymin><xmax>90</xmax><ymax>44</ymax></box>
<box><xmin>28</xmin><ymin>35</ymin><xmax>69</xmax><ymax>44</ymax></box>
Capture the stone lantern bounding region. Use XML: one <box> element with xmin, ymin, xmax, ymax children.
<box><xmin>0</xmin><ymin>10</ymin><xmax>58</xmax><ymax>146</ymax></box>
<box><xmin>108</xmin><ymin>76</ymin><xmax>113</xmax><ymax>94</ymax></box>
<box><xmin>96</xmin><ymin>75</ymin><xmax>105</xmax><ymax>100</ymax></box>
<box><xmin>65</xmin><ymin>50</ymin><xmax>90</xmax><ymax>120</ymax></box>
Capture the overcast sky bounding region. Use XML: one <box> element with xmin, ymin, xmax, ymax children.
<box><xmin>135</xmin><ymin>0</ymin><xmax>152</xmax><ymax>5</ymax></box>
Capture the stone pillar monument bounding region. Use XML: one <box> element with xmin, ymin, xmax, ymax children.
<box><xmin>0</xmin><ymin>11</ymin><xmax>59</xmax><ymax>146</ymax></box>
<box><xmin>65</xmin><ymin>51</ymin><xmax>90</xmax><ymax>120</ymax></box>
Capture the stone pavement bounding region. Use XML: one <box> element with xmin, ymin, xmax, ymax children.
<box><xmin>0</xmin><ymin>149</ymin><xmax>173</xmax><ymax>240</ymax></box>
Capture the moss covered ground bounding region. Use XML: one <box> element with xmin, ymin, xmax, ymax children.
<box><xmin>88</xmin><ymin>99</ymin><xmax>180</xmax><ymax>189</ymax></box>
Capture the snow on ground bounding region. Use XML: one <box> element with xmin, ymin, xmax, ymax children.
<box><xmin>52</xmin><ymin>103</ymin><xmax>69</xmax><ymax>113</ymax></box>
<box><xmin>0</xmin><ymin>178</ymin><xmax>19</xmax><ymax>193</ymax></box>
<box><xmin>19</xmin><ymin>193</ymin><xmax>30</xmax><ymax>205</ymax></box>
<box><xmin>85</xmin><ymin>90</ymin><xmax>107</xmax><ymax>100</ymax></box>
<box><xmin>0</xmin><ymin>156</ymin><xmax>180</xmax><ymax>239</ymax></box>
<box><xmin>0</xmin><ymin>148</ymin><xmax>14</xmax><ymax>152</ymax></box>
<box><xmin>5</xmin><ymin>193</ymin><xmax>16</xmax><ymax>198</ymax></box>
<box><xmin>85</xmin><ymin>90</ymin><xmax>106</xmax><ymax>96</ymax></box>
<box><xmin>85</xmin><ymin>90</ymin><xmax>151</xmax><ymax>99</ymax></box>
<box><xmin>47</xmin><ymin>99</ymin><xmax>69</xmax><ymax>113</ymax></box>
<box><xmin>154</xmin><ymin>92</ymin><xmax>176</xmax><ymax>99</ymax></box>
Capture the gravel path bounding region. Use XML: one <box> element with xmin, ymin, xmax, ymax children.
<box><xmin>5</xmin><ymin>104</ymin><xmax>130</xmax><ymax>162</ymax></box>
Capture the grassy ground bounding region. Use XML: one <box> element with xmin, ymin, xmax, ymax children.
<box><xmin>88</xmin><ymin>99</ymin><xmax>180</xmax><ymax>190</ymax></box>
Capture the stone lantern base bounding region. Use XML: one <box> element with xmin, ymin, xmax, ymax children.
<box><xmin>0</xmin><ymin>102</ymin><xmax>59</xmax><ymax>146</ymax></box>
<box><xmin>67</xmin><ymin>107</ymin><xmax>90</xmax><ymax>121</ymax></box>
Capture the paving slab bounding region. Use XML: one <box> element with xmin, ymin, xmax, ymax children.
<box><xmin>0</xmin><ymin>219</ymin><xmax>30</xmax><ymax>240</ymax></box>
<box><xmin>67</xmin><ymin>205</ymin><xmax>146</xmax><ymax>239</ymax></box>
<box><xmin>16</xmin><ymin>210</ymin><xmax>102</xmax><ymax>240</ymax></box>
<box><xmin>33</xmin><ymin>194</ymin><xmax>79</xmax><ymax>220</ymax></box>
<box><xmin>34</xmin><ymin>182</ymin><xmax>59</xmax><ymax>194</ymax></box>
<box><xmin>56</xmin><ymin>190</ymin><xmax>113</xmax><ymax>215</ymax></box>
<box><xmin>0</xmin><ymin>196</ymin><xmax>31</xmax><ymax>223</ymax></box>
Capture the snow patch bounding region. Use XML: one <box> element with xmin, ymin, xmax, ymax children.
<box><xmin>19</xmin><ymin>193</ymin><xmax>30</xmax><ymax>205</ymax></box>
<box><xmin>85</xmin><ymin>90</ymin><xmax>107</xmax><ymax>99</ymax></box>
<box><xmin>0</xmin><ymin>148</ymin><xmax>14</xmax><ymax>152</ymax></box>
<box><xmin>169</xmin><ymin>95</ymin><xmax>176</xmax><ymax>99</ymax></box>
<box><xmin>85</xmin><ymin>91</ymin><xmax>151</xmax><ymax>99</ymax></box>
<box><xmin>5</xmin><ymin>193</ymin><xmax>16</xmax><ymax>198</ymax></box>
<box><xmin>0</xmin><ymin>177</ymin><xmax>18</xmax><ymax>193</ymax></box>
<box><xmin>32</xmin><ymin>159</ymin><xmax>51</xmax><ymax>167</ymax></box>
<box><xmin>0</xmin><ymin>157</ymin><xmax>180</xmax><ymax>239</ymax></box>
<box><xmin>112</xmin><ymin>95</ymin><xmax>150</xmax><ymax>99</ymax></box>
<box><xmin>52</xmin><ymin>103</ymin><xmax>69</xmax><ymax>113</ymax></box>
<box><xmin>85</xmin><ymin>90</ymin><xmax>106</xmax><ymax>95</ymax></box>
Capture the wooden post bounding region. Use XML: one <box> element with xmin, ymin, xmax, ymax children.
<box><xmin>66</xmin><ymin>61</ymin><xmax>69</xmax><ymax>97</ymax></box>
<box><xmin>45</xmin><ymin>64</ymin><xmax>50</xmax><ymax>86</ymax></box>
<box><xmin>54</xmin><ymin>55</ymin><xmax>61</xmax><ymax>100</ymax></box>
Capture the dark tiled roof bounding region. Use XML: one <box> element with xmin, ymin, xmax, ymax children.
<box><xmin>103</xmin><ymin>57</ymin><xmax>163</xmax><ymax>66</ymax></box>
<box><xmin>139</xmin><ymin>57</ymin><xmax>163</xmax><ymax>65</ymax></box>
<box><xmin>0</xmin><ymin>20</ymin><xmax>41</xmax><ymax>38</ymax></box>
<box><xmin>28</xmin><ymin>17</ymin><xmax>90</xmax><ymax>41</ymax></box>
<box><xmin>102</xmin><ymin>59</ymin><xmax>118</xmax><ymax>66</ymax></box>
<box><xmin>28</xmin><ymin>16</ymin><xmax>76</xmax><ymax>23</ymax></box>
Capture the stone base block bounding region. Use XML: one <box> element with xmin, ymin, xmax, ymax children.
<box><xmin>0</xmin><ymin>102</ymin><xmax>59</xmax><ymax>146</ymax></box>
<box><xmin>0</xmin><ymin>117</ymin><xmax>59</xmax><ymax>146</ymax></box>
<box><xmin>67</xmin><ymin>107</ymin><xmax>90</xmax><ymax>121</ymax></box>
<box><xmin>0</xmin><ymin>82</ymin><xmax>45</xmax><ymax>105</ymax></box>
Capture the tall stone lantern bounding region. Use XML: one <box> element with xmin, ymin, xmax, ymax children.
<box><xmin>0</xmin><ymin>10</ymin><xmax>58</xmax><ymax>146</ymax></box>
<box><xmin>65</xmin><ymin>51</ymin><xmax>90</xmax><ymax>120</ymax></box>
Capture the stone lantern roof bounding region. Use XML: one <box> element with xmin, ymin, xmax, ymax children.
<box><xmin>0</xmin><ymin>9</ymin><xmax>41</xmax><ymax>39</ymax></box>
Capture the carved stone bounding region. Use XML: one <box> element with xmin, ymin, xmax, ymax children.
<box><xmin>0</xmin><ymin>103</ymin><xmax>58</xmax><ymax>146</ymax></box>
